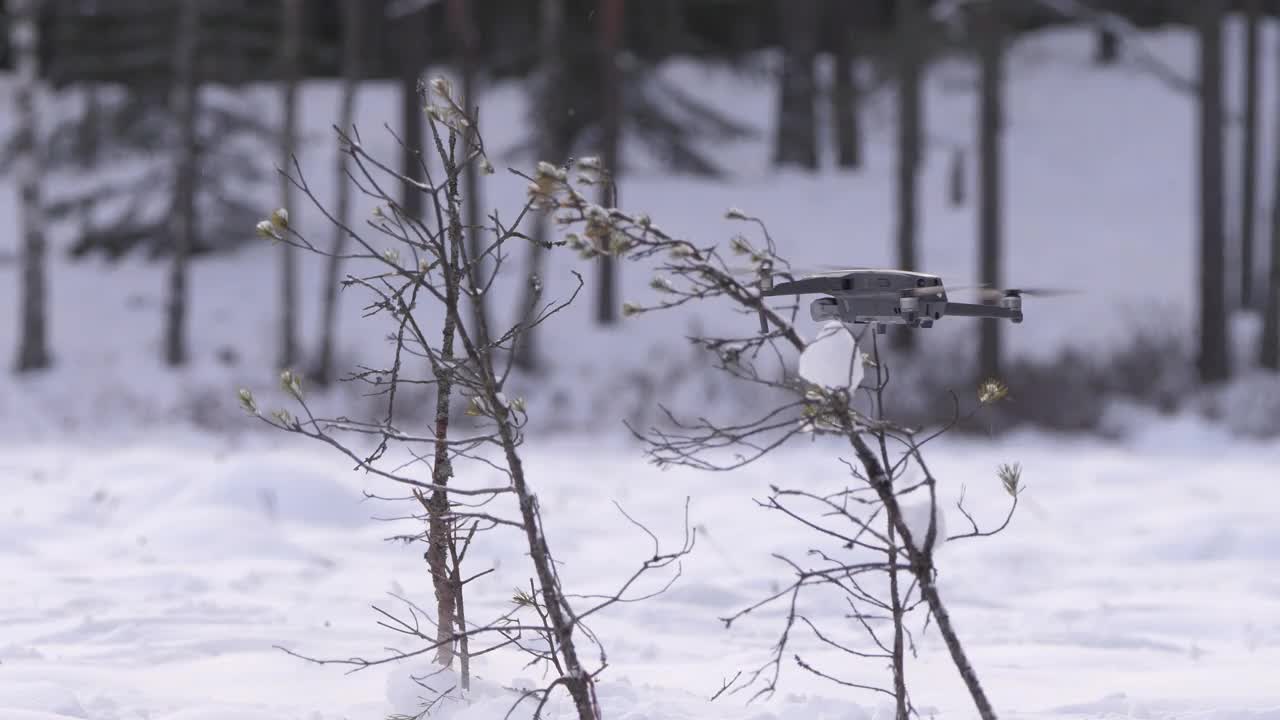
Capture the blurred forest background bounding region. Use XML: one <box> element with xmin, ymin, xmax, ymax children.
<box><xmin>3</xmin><ymin>0</ymin><xmax>1280</xmax><ymax>436</ymax></box>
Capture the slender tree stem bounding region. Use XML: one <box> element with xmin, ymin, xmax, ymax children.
<box><xmin>316</xmin><ymin>0</ymin><xmax>362</xmax><ymax>385</ymax></box>
<box><xmin>11</xmin><ymin>0</ymin><xmax>53</xmax><ymax>372</ymax></box>
<box><xmin>164</xmin><ymin>0</ymin><xmax>201</xmax><ymax>368</ymax></box>
<box><xmin>278</xmin><ymin>0</ymin><xmax>302</xmax><ymax>370</ymax></box>
<box><xmin>1197</xmin><ymin>0</ymin><xmax>1230</xmax><ymax>382</ymax></box>
<box><xmin>1241</xmin><ymin>0</ymin><xmax>1261</xmax><ymax>309</ymax></box>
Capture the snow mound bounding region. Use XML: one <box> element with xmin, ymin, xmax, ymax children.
<box><xmin>189</xmin><ymin>456</ymin><xmax>370</xmax><ymax>528</ymax></box>
<box><xmin>1214</xmin><ymin>372</ymin><xmax>1280</xmax><ymax>439</ymax></box>
<box><xmin>154</xmin><ymin>708</ymin><xmax>296</xmax><ymax>720</ymax></box>
<box><xmin>386</xmin><ymin>664</ymin><xmax>521</xmax><ymax>720</ymax></box>
<box><xmin>131</xmin><ymin>505</ymin><xmax>325</xmax><ymax>564</ymax></box>
<box><xmin>0</xmin><ymin>681</ymin><xmax>86</xmax><ymax>719</ymax></box>
<box><xmin>0</xmin><ymin>712</ymin><xmax>86</xmax><ymax>720</ymax></box>
<box><xmin>899</xmin><ymin>496</ymin><xmax>948</xmax><ymax>553</ymax></box>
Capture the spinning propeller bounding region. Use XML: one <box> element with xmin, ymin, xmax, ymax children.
<box><xmin>968</xmin><ymin>286</ymin><xmax>1080</xmax><ymax>300</ymax></box>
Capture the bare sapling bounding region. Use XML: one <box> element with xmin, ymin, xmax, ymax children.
<box><xmin>534</xmin><ymin>176</ymin><xmax>1020</xmax><ymax>720</ymax></box>
<box><xmin>240</xmin><ymin>79</ymin><xmax>691</xmax><ymax>720</ymax></box>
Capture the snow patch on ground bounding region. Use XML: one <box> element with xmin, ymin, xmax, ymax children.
<box><xmin>1</xmin><ymin>422</ymin><xmax>1277</xmax><ymax>718</ymax></box>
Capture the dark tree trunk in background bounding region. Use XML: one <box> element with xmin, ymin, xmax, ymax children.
<box><xmin>10</xmin><ymin>0</ymin><xmax>52</xmax><ymax>373</ymax></box>
<box><xmin>976</xmin><ymin>0</ymin><xmax>1004</xmax><ymax>381</ymax></box>
<box><xmin>730</xmin><ymin>5</ymin><xmax>760</xmax><ymax>55</ymax></box>
<box><xmin>1240</xmin><ymin>0</ymin><xmax>1261</xmax><ymax>310</ymax></box>
<box><xmin>165</xmin><ymin>0</ymin><xmax>202</xmax><ymax>368</ymax></box>
<box><xmin>772</xmin><ymin>0</ymin><xmax>819</xmax><ymax>169</ymax></box>
<box><xmin>397</xmin><ymin>8</ymin><xmax>426</xmax><ymax>222</ymax></box>
<box><xmin>596</xmin><ymin>0</ymin><xmax>624</xmax><ymax>325</ymax></box>
<box><xmin>949</xmin><ymin>146</ymin><xmax>966</xmax><ymax>207</ymax></box>
<box><xmin>1262</xmin><ymin>12</ymin><xmax>1280</xmax><ymax>370</ymax></box>
<box><xmin>892</xmin><ymin>0</ymin><xmax>923</xmax><ymax>352</ymax></box>
<box><xmin>514</xmin><ymin>0</ymin><xmax>565</xmax><ymax>371</ymax></box>
<box><xmin>831</xmin><ymin>2</ymin><xmax>861</xmax><ymax>169</ymax></box>
<box><xmin>1266</xmin><ymin>179</ymin><xmax>1280</xmax><ymax>368</ymax></box>
<box><xmin>75</xmin><ymin>85</ymin><xmax>101</xmax><ymax>241</ymax></box>
<box><xmin>1094</xmin><ymin>28</ymin><xmax>1118</xmax><ymax>64</ymax></box>
<box><xmin>315</xmin><ymin>0</ymin><xmax>362</xmax><ymax>386</ymax></box>
<box><xmin>449</xmin><ymin>0</ymin><xmax>487</xmax><ymax>332</ymax></box>
<box><xmin>1197</xmin><ymin>0</ymin><xmax>1230</xmax><ymax>383</ymax></box>
<box><xmin>650</xmin><ymin>0</ymin><xmax>685</xmax><ymax>58</ymax></box>
<box><xmin>78</xmin><ymin>85</ymin><xmax>100</xmax><ymax>170</ymax></box>
<box><xmin>278</xmin><ymin>0</ymin><xmax>302</xmax><ymax>371</ymax></box>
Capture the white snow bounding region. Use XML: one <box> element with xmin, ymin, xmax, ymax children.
<box><xmin>1</xmin><ymin>425</ymin><xmax>1278</xmax><ymax>718</ymax></box>
<box><xmin>1</xmin><ymin>16</ymin><xmax>1279</xmax><ymax>720</ymax></box>
<box><xmin>899</xmin><ymin>493</ymin><xmax>949</xmax><ymax>554</ymax></box>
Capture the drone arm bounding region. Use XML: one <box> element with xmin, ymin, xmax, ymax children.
<box><xmin>944</xmin><ymin>302</ymin><xmax>1018</xmax><ymax>319</ymax></box>
<box><xmin>762</xmin><ymin>276</ymin><xmax>844</xmax><ymax>297</ymax></box>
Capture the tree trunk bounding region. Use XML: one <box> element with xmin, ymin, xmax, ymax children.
<box><xmin>505</xmin><ymin>443</ymin><xmax>598</xmax><ymax>719</ymax></box>
<box><xmin>831</xmin><ymin>4</ymin><xmax>861</xmax><ymax>169</ymax></box>
<box><xmin>1265</xmin><ymin>191</ymin><xmax>1280</xmax><ymax>368</ymax></box>
<box><xmin>1094</xmin><ymin>28</ymin><xmax>1119</xmax><ymax>65</ymax></box>
<box><xmin>772</xmin><ymin>0</ymin><xmax>819</xmax><ymax>169</ymax></box>
<box><xmin>513</xmin><ymin>216</ymin><xmax>549</xmax><ymax>371</ymax></box>
<box><xmin>315</xmin><ymin>0</ymin><xmax>362</xmax><ymax>386</ymax></box>
<box><xmin>1240</xmin><ymin>0</ymin><xmax>1261</xmax><ymax>310</ymax></box>
<box><xmin>75</xmin><ymin>84</ymin><xmax>101</xmax><ymax>243</ymax></box>
<box><xmin>513</xmin><ymin>0</ymin><xmax>565</xmax><ymax>372</ymax></box>
<box><xmin>887</xmin><ymin>519</ymin><xmax>909</xmax><ymax>720</ymax></box>
<box><xmin>444</xmin><ymin>187</ymin><xmax>598</xmax><ymax>719</ymax></box>
<box><xmin>1198</xmin><ymin>0</ymin><xmax>1230</xmax><ymax>383</ymax></box>
<box><xmin>164</xmin><ymin>0</ymin><xmax>201</xmax><ymax>368</ymax></box>
<box><xmin>78</xmin><ymin>84</ymin><xmax>100</xmax><ymax>170</ymax></box>
<box><xmin>1261</xmin><ymin>14</ymin><xmax>1280</xmax><ymax>369</ymax></box>
<box><xmin>977</xmin><ymin>0</ymin><xmax>1004</xmax><ymax>382</ymax></box>
<box><xmin>892</xmin><ymin>0</ymin><xmax>923</xmax><ymax>353</ymax></box>
<box><xmin>425</xmin><ymin>251</ymin><xmax>462</xmax><ymax>671</ymax></box>
<box><xmin>446</xmin><ymin>532</ymin><xmax>471</xmax><ymax>690</ymax></box>
<box><xmin>659</xmin><ymin>0</ymin><xmax>685</xmax><ymax>58</ymax></box>
<box><xmin>10</xmin><ymin>0</ymin><xmax>52</xmax><ymax>373</ymax></box>
<box><xmin>596</xmin><ymin>0</ymin><xmax>624</xmax><ymax>325</ymax></box>
<box><xmin>278</xmin><ymin>0</ymin><xmax>302</xmax><ymax>371</ymax></box>
<box><xmin>398</xmin><ymin>8</ymin><xmax>426</xmax><ymax>222</ymax></box>
<box><xmin>448</xmin><ymin>0</ymin><xmax>487</xmax><ymax>333</ymax></box>
<box><xmin>842</xmin><ymin>430</ymin><xmax>998</xmax><ymax>720</ymax></box>
<box><xmin>949</xmin><ymin>146</ymin><xmax>966</xmax><ymax>207</ymax></box>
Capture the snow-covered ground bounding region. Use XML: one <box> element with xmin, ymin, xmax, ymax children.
<box><xmin>2</xmin><ymin>18</ymin><xmax>1280</xmax><ymax>720</ymax></box>
<box><xmin>1</xmin><ymin>419</ymin><xmax>1278</xmax><ymax>719</ymax></box>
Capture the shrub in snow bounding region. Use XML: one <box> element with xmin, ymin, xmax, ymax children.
<box><xmin>241</xmin><ymin>91</ymin><xmax>689</xmax><ymax>720</ymax></box>
<box><xmin>548</xmin><ymin>189</ymin><xmax>1021</xmax><ymax>720</ymax></box>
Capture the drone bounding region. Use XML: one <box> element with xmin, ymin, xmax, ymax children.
<box><xmin>751</xmin><ymin>264</ymin><xmax>1069</xmax><ymax>334</ymax></box>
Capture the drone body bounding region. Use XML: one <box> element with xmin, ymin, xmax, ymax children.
<box><xmin>757</xmin><ymin>268</ymin><xmax>1025</xmax><ymax>333</ymax></box>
